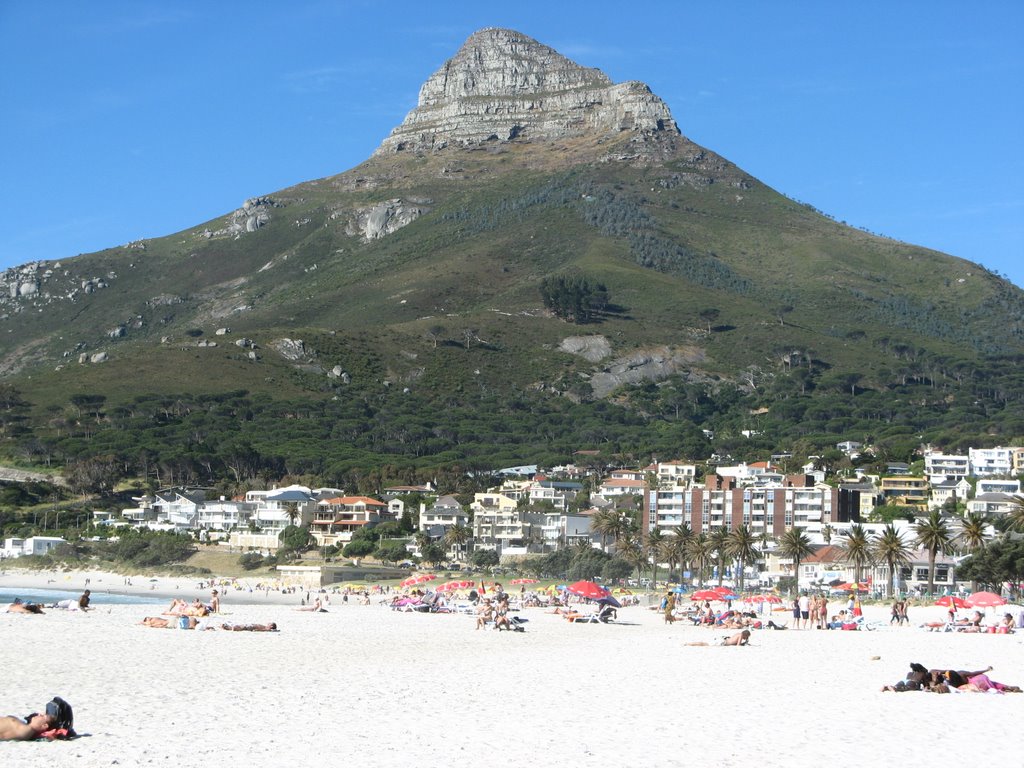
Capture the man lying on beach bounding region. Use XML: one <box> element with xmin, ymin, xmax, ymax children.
<box><xmin>684</xmin><ymin>629</ymin><xmax>752</xmax><ymax>647</ymax></box>
<box><xmin>220</xmin><ymin>622</ymin><xmax>277</xmax><ymax>632</ymax></box>
<box><xmin>0</xmin><ymin>711</ymin><xmax>56</xmax><ymax>740</ymax></box>
<box><xmin>51</xmin><ymin>590</ymin><xmax>92</xmax><ymax>612</ymax></box>
<box><xmin>6</xmin><ymin>598</ymin><xmax>45</xmax><ymax>614</ymax></box>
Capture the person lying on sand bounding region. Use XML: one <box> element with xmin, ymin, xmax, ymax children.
<box><xmin>0</xmin><ymin>711</ymin><xmax>55</xmax><ymax>740</ymax></box>
<box><xmin>220</xmin><ymin>622</ymin><xmax>278</xmax><ymax>632</ymax></box>
<box><xmin>141</xmin><ymin>615</ymin><xmax>218</xmax><ymax>630</ymax></box>
<box><xmin>881</xmin><ymin>663</ymin><xmax>1020</xmax><ymax>692</ymax></box>
<box><xmin>6</xmin><ymin>599</ymin><xmax>44</xmax><ymax>614</ymax></box>
<box><xmin>685</xmin><ymin>629</ymin><xmax>751</xmax><ymax>646</ymax></box>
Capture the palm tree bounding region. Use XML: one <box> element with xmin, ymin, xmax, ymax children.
<box><xmin>414</xmin><ymin>531</ymin><xmax>432</xmax><ymax>555</ymax></box>
<box><xmin>708</xmin><ymin>527</ymin><xmax>730</xmax><ymax>586</ymax></box>
<box><xmin>914</xmin><ymin>510</ymin><xmax>953</xmax><ymax>596</ymax></box>
<box><xmin>685</xmin><ymin>533</ymin><xmax>715</xmax><ymax>586</ymax></box>
<box><xmin>663</xmin><ymin>524</ymin><xmax>693</xmax><ymax>583</ymax></box>
<box><xmin>1004</xmin><ymin>496</ymin><xmax>1024</xmax><ymax>534</ymax></box>
<box><xmin>590</xmin><ymin>509</ymin><xmax>619</xmax><ymax>552</ymax></box>
<box><xmin>619</xmin><ymin>534</ymin><xmax>648</xmax><ymax>585</ymax></box>
<box><xmin>777</xmin><ymin>527</ymin><xmax>813</xmax><ymax>596</ymax></box>
<box><xmin>841</xmin><ymin>523</ymin><xmax>874</xmax><ymax>585</ymax></box>
<box><xmin>726</xmin><ymin>524</ymin><xmax>760</xmax><ymax>592</ymax></box>
<box><xmin>957</xmin><ymin>512</ymin><xmax>990</xmax><ymax>555</ymax></box>
<box><xmin>443</xmin><ymin>523</ymin><xmax>472</xmax><ymax>562</ymax></box>
<box><xmin>872</xmin><ymin>523</ymin><xmax>911</xmax><ymax>599</ymax></box>
<box><xmin>646</xmin><ymin>528</ymin><xmax>666</xmax><ymax>588</ymax></box>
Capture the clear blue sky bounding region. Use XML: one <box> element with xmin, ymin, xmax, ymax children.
<box><xmin>2</xmin><ymin>1</ymin><xmax>1021</xmax><ymax>286</ymax></box>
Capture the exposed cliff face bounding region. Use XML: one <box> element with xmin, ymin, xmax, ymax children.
<box><xmin>375</xmin><ymin>27</ymin><xmax>680</xmax><ymax>155</ymax></box>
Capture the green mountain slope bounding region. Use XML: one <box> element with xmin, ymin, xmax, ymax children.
<box><xmin>0</xmin><ymin>28</ymin><xmax>1021</xmax><ymax>487</ymax></box>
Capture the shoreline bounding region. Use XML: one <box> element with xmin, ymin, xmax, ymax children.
<box><xmin>0</xmin><ymin>567</ymin><xmax>313</xmax><ymax>607</ymax></box>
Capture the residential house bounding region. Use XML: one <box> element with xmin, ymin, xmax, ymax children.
<box><xmin>310</xmin><ymin>495</ymin><xmax>388</xmax><ymax>547</ymax></box>
<box><xmin>966</xmin><ymin>492</ymin><xmax>1021</xmax><ymax>519</ymax></box>
<box><xmin>928</xmin><ymin>477</ymin><xmax>972</xmax><ymax>511</ymax></box>
<box><xmin>196</xmin><ymin>497</ymin><xmax>255</xmax><ymax>531</ymax></box>
<box><xmin>598</xmin><ymin>476</ymin><xmax>646</xmax><ymax>498</ymax></box>
<box><xmin>471</xmin><ymin>491</ymin><xmax>526</xmax><ymax>554</ymax></box>
<box><xmin>879</xmin><ymin>476</ymin><xmax>929</xmax><ymax>509</ymax></box>
<box><xmin>969</xmin><ymin>446</ymin><xmax>1019</xmax><ymax>477</ymax></box>
<box><xmin>924</xmin><ymin>451</ymin><xmax>970</xmax><ymax>481</ymax></box>
<box><xmin>1</xmin><ymin>536</ymin><xmax>67</xmax><ymax>559</ymax></box>
<box><xmin>975</xmin><ymin>478</ymin><xmax>1021</xmax><ymax>496</ymax></box>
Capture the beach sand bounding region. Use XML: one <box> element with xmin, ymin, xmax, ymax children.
<box><xmin>2</xmin><ymin>571</ymin><xmax>1022</xmax><ymax>768</ymax></box>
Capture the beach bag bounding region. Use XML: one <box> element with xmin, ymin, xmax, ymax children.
<box><xmin>45</xmin><ymin>696</ymin><xmax>74</xmax><ymax>735</ymax></box>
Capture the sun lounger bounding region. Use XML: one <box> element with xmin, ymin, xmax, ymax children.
<box><xmin>569</xmin><ymin>612</ymin><xmax>600</xmax><ymax>623</ymax></box>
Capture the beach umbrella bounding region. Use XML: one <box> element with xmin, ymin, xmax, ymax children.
<box><xmin>567</xmin><ymin>580</ymin><xmax>609</xmax><ymax>600</ymax></box>
<box><xmin>510</xmin><ymin>578</ymin><xmax>539</xmax><ymax>585</ymax></box>
<box><xmin>595</xmin><ymin>595</ymin><xmax>622</xmax><ymax>609</ymax></box>
<box><xmin>966</xmin><ymin>591</ymin><xmax>1007</xmax><ymax>608</ymax></box>
<box><xmin>934</xmin><ymin>596</ymin><xmax>969</xmax><ymax>609</ymax></box>
<box><xmin>711</xmin><ymin>586</ymin><xmax>739</xmax><ymax>600</ymax></box>
<box><xmin>691</xmin><ymin>590</ymin><xmax>722</xmax><ymax>601</ymax></box>
<box><xmin>612</xmin><ymin>588</ymin><xmax>633</xmax><ymax>595</ymax></box>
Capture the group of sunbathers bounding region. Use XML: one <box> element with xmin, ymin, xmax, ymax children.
<box><xmin>882</xmin><ymin>662</ymin><xmax>1022</xmax><ymax>693</ymax></box>
<box><xmin>140</xmin><ymin>616</ymin><xmax>277</xmax><ymax>631</ymax></box>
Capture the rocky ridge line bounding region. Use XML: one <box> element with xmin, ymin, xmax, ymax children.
<box><xmin>375</xmin><ymin>27</ymin><xmax>680</xmax><ymax>155</ymax></box>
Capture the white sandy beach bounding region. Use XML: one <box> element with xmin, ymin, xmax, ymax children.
<box><xmin>2</xmin><ymin>570</ymin><xmax>1022</xmax><ymax>768</ymax></box>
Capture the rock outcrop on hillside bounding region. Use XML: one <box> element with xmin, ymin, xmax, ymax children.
<box><xmin>375</xmin><ymin>27</ymin><xmax>680</xmax><ymax>155</ymax></box>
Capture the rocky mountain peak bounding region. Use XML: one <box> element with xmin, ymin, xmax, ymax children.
<box><xmin>375</xmin><ymin>27</ymin><xmax>680</xmax><ymax>155</ymax></box>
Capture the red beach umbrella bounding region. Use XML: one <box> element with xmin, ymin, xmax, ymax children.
<box><xmin>966</xmin><ymin>591</ymin><xmax>1007</xmax><ymax>608</ymax></box>
<box><xmin>934</xmin><ymin>596</ymin><xmax>969</xmax><ymax>609</ymax></box>
<box><xmin>510</xmin><ymin>578</ymin><xmax>539</xmax><ymax>585</ymax></box>
<box><xmin>567</xmin><ymin>580</ymin><xmax>609</xmax><ymax>600</ymax></box>
<box><xmin>691</xmin><ymin>590</ymin><xmax>722</xmax><ymax>601</ymax></box>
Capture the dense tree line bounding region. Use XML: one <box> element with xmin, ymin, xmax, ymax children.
<box><xmin>0</xmin><ymin>339</ymin><xmax>1019</xmax><ymax>501</ymax></box>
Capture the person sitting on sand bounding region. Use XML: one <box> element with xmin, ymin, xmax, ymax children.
<box><xmin>296</xmin><ymin>598</ymin><xmax>326</xmax><ymax>612</ymax></box>
<box><xmin>494</xmin><ymin>596</ymin><xmax>512</xmax><ymax>631</ymax></box>
<box><xmin>0</xmin><ymin>711</ymin><xmax>56</xmax><ymax>741</ymax></box>
<box><xmin>6</xmin><ymin>598</ymin><xmax>44</xmax><ymax>614</ymax></box>
<box><xmin>475</xmin><ymin>599</ymin><xmax>495</xmax><ymax>629</ymax></box>
<box><xmin>1001</xmin><ymin>613</ymin><xmax>1016</xmax><ymax>631</ymax></box>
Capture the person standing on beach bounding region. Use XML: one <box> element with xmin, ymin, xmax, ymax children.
<box><xmin>798</xmin><ymin>593</ymin><xmax>810</xmax><ymax>629</ymax></box>
<box><xmin>791</xmin><ymin>596</ymin><xmax>800</xmax><ymax>628</ymax></box>
<box><xmin>209</xmin><ymin>590</ymin><xmax>221</xmax><ymax>613</ymax></box>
